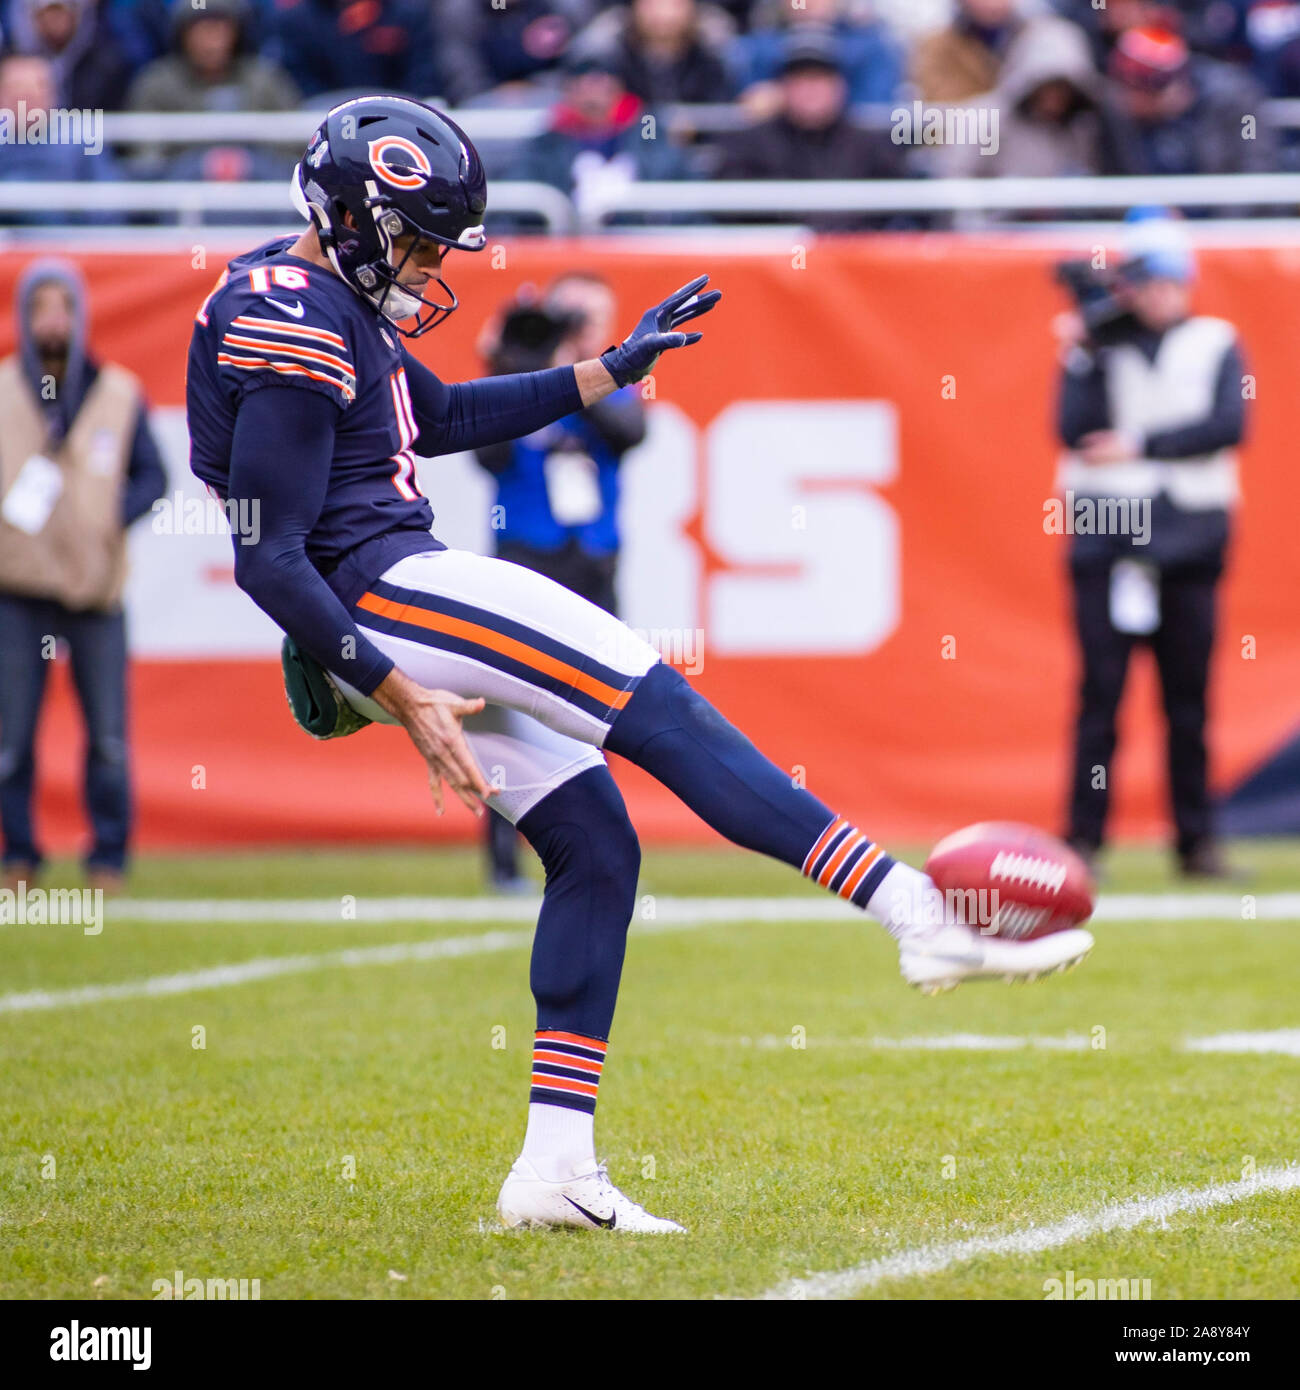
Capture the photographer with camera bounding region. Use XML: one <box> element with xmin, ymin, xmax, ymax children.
<box><xmin>1053</xmin><ymin>209</ymin><xmax>1247</xmax><ymax>879</ymax></box>
<box><xmin>474</xmin><ymin>271</ymin><xmax>647</xmax><ymax>892</ymax></box>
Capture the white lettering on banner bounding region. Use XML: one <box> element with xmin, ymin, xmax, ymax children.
<box><xmin>619</xmin><ymin>402</ymin><xmax>701</xmax><ymax>636</ymax></box>
<box><xmin>705</xmin><ymin>401</ymin><xmax>899</xmax><ymax>654</ymax></box>
<box><xmin>126</xmin><ymin>401</ymin><xmax>901</xmax><ymax>659</ymax></box>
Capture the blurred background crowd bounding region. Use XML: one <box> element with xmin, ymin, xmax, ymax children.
<box><xmin>1</xmin><ymin>0</ymin><xmax>1299</xmax><ymax>227</ymax></box>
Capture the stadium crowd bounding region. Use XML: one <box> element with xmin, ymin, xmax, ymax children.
<box><xmin>0</xmin><ymin>0</ymin><xmax>1296</xmax><ymax>223</ymax></box>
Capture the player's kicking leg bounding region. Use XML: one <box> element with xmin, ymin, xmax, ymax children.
<box><xmin>338</xmin><ymin>548</ymin><xmax>1091</xmax><ymax>1229</ymax></box>
<box><xmin>343</xmin><ymin>548</ymin><xmax>1091</xmax><ymax>987</ymax></box>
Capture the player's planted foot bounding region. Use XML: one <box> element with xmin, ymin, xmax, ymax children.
<box><xmin>898</xmin><ymin>920</ymin><xmax>1095</xmax><ymax>995</ymax></box>
<box><xmin>497</xmin><ymin>1157</ymin><xmax>686</xmax><ymax>1233</ymax></box>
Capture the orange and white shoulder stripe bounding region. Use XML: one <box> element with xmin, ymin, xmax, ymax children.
<box><xmin>220</xmin><ymin>316</ymin><xmax>355</xmax><ymax>401</ymax></box>
<box><xmin>223</xmin><ymin>320</ymin><xmax>353</xmax><ymax>378</ymax></box>
<box><xmin>217</xmin><ymin>352</ymin><xmax>356</xmax><ymax>402</ymax></box>
<box><xmin>230</xmin><ymin>314</ymin><xmax>347</xmax><ymax>351</ymax></box>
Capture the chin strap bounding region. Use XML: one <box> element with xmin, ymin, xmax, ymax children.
<box><xmin>293</xmin><ymin>165</ymin><xmax>460</xmax><ymax>334</ymax></box>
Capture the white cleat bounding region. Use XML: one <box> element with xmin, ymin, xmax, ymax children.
<box><xmin>899</xmin><ymin>921</ymin><xmax>1094</xmax><ymax>995</ymax></box>
<box><xmin>497</xmin><ymin>1157</ymin><xmax>686</xmax><ymax>1233</ymax></box>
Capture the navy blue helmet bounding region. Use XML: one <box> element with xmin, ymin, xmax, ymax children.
<box><xmin>292</xmin><ymin>95</ymin><xmax>488</xmax><ymax>337</ymax></box>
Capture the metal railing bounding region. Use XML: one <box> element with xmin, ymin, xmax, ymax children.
<box><xmin>1</xmin><ymin>172</ymin><xmax>1298</xmax><ymax>235</ymax></box>
<box><xmin>91</xmin><ymin>103</ymin><xmax>784</xmax><ymax>146</ymax></box>
<box><xmin>87</xmin><ymin>100</ymin><xmax>1300</xmax><ymax>146</ymax></box>
<box><xmin>0</xmin><ymin>179</ymin><xmax>577</xmax><ymax>232</ymax></box>
<box><xmin>580</xmin><ymin>173</ymin><xmax>1300</xmax><ymax>229</ymax></box>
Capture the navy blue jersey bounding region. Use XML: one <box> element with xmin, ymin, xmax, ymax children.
<box><xmin>184</xmin><ymin>234</ymin><xmax>583</xmax><ymax>695</ymax></box>
<box><xmin>188</xmin><ymin>236</ymin><xmax>441</xmax><ymax>590</ymax></box>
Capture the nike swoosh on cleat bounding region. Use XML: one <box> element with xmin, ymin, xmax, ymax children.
<box><xmin>265</xmin><ymin>297</ymin><xmax>305</xmax><ymax>319</ymax></box>
<box><xmin>563</xmin><ymin>1196</ymin><xmax>616</xmax><ymax>1229</ymax></box>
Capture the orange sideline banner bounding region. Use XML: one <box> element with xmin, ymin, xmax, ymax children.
<box><xmin>1</xmin><ymin>235</ymin><xmax>1297</xmax><ymax>852</ymax></box>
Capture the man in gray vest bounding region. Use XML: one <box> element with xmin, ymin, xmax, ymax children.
<box><xmin>1055</xmin><ymin>214</ymin><xmax>1244</xmax><ymax>878</ymax></box>
<box><xmin>0</xmin><ymin>260</ymin><xmax>166</xmax><ymax>893</ymax></box>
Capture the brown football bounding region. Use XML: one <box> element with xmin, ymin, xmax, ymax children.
<box><xmin>924</xmin><ymin>822</ymin><xmax>1096</xmax><ymax>940</ymax></box>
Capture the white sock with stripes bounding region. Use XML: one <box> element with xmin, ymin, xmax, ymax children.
<box><xmin>867</xmin><ymin>861</ymin><xmax>948</xmax><ymax>941</ymax></box>
<box><xmin>521</xmin><ymin>1103</ymin><xmax>596</xmax><ymax>1183</ymax></box>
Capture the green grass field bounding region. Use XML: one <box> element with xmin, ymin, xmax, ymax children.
<box><xmin>2</xmin><ymin>841</ymin><xmax>1298</xmax><ymax>1301</ymax></box>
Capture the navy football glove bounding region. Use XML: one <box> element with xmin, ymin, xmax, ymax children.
<box><xmin>599</xmin><ymin>274</ymin><xmax>721</xmax><ymax>387</ymax></box>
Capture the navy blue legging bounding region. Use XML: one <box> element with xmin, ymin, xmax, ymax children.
<box><xmin>515</xmin><ymin>663</ymin><xmax>889</xmax><ymax>1043</ymax></box>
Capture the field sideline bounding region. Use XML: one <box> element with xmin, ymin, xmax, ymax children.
<box><xmin>2</xmin><ymin>841</ymin><xmax>1297</xmax><ymax>1300</ymax></box>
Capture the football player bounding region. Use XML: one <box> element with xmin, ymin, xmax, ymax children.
<box><xmin>187</xmin><ymin>96</ymin><xmax>1093</xmax><ymax>1233</ymax></box>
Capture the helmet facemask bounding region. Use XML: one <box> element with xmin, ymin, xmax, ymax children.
<box><xmin>356</xmin><ymin>200</ymin><xmax>460</xmax><ymax>337</ymax></box>
<box><xmin>293</xmin><ymin>167</ymin><xmax>483</xmax><ymax>339</ymax></box>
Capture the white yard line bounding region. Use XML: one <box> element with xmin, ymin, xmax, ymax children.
<box><xmin>1186</xmin><ymin>1029</ymin><xmax>1300</xmax><ymax>1056</ymax></box>
<box><xmin>0</xmin><ymin>929</ymin><xmax>529</xmax><ymax>1014</ymax></box>
<box><xmin>7</xmin><ymin>891</ymin><xmax>1297</xmax><ymax>1016</ymax></box>
<box><xmin>95</xmin><ymin>891</ymin><xmax>1300</xmax><ymax>924</ymax></box>
<box><xmin>1097</xmin><ymin>892</ymin><xmax>1300</xmax><ymax>921</ymax></box>
<box><xmin>739</xmin><ymin>1032</ymin><xmax>1092</xmax><ymax>1051</ymax></box>
<box><xmin>0</xmin><ymin>916</ymin><xmax>710</xmax><ymax>1015</ymax></box>
<box><xmin>757</xmin><ymin>1166</ymin><xmax>1300</xmax><ymax>1300</ymax></box>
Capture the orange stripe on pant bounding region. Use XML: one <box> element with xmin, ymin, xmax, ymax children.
<box><xmin>356</xmin><ymin>591</ymin><xmax>633</xmax><ymax>713</ymax></box>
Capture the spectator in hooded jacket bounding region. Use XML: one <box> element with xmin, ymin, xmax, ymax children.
<box><xmin>11</xmin><ymin>0</ymin><xmax>131</xmax><ymax>111</ymax></box>
<box><xmin>1098</xmin><ymin>23</ymin><xmax>1278</xmax><ymax>175</ymax></box>
<box><xmin>268</xmin><ymin>0</ymin><xmax>439</xmax><ymax>99</ymax></box>
<box><xmin>579</xmin><ymin>0</ymin><xmax>737</xmax><ymax>106</ymax></box>
<box><xmin>0</xmin><ymin>260</ymin><xmax>166</xmax><ymax>894</ymax></box>
<box><xmin>931</xmin><ymin>16</ymin><xmax>1105</xmax><ymax>180</ymax></box>
<box><xmin>125</xmin><ymin>0</ymin><xmax>299</xmax><ymax>182</ymax></box>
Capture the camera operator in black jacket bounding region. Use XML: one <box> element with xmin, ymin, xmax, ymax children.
<box><xmin>1053</xmin><ymin>214</ymin><xmax>1246</xmax><ymax>878</ymax></box>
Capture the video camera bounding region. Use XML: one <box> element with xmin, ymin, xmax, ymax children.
<box><xmin>1053</xmin><ymin>259</ymin><xmax>1142</xmax><ymax>349</ymax></box>
<box><xmin>490</xmin><ymin>300</ymin><xmax>586</xmax><ymax>374</ymax></box>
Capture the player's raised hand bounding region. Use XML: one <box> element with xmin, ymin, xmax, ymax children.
<box><xmin>371</xmin><ymin>669</ymin><xmax>496</xmax><ymax>816</ymax></box>
<box><xmin>599</xmin><ymin>274</ymin><xmax>721</xmax><ymax>387</ymax></box>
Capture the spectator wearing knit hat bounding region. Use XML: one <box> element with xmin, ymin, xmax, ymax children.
<box><xmin>124</xmin><ymin>0</ymin><xmax>299</xmax><ymax>181</ymax></box>
<box><xmin>716</xmin><ymin>32</ymin><xmax>906</xmax><ymax>229</ymax></box>
<box><xmin>1099</xmin><ymin>23</ymin><xmax>1278</xmax><ymax>174</ymax></box>
<box><xmin>730</xmin><ymin>0</ymin><xmax>903</xmax><ymax>112</ymax></box>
